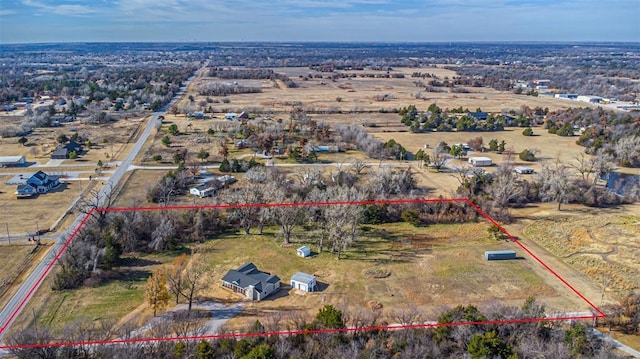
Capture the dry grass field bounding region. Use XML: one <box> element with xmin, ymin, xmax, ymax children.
<box><xmin>523</xmin><ymin>211</ymin><xmax>640</xmax><ymax>294</ymax></box>
<box><xmin>13</xmin><ymin>250</ymin><xmax>184</xmax><ymax>335</ymax></box>
<box><xmin>10</xmin><ymin>218</ymin><xmax>591</xmax><ymax>336</ymax></box>
<box><xmin>0</xmin><ymin>243</ymin><xmax>51</xmax><ymax>310</ymax></box>
<box><xmin>181</xmin><ymin>66</ymin><xmax>578</xmax><ymax>116</ymax></box>
<box><xmin>199</xmin><ymin>221</ymin><xmax>588</xmax><ymax>330</ymax></box>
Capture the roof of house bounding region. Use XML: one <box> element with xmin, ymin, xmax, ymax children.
<box><xmin>221</xmin><ymin>262</ymin><xmax>280</xmax><ymax>292</ymax></box>
<box><xmin>0</xmin><ymin>156</ymin><xmax>25</xmax><ymax>163</ymax></box>
<box><xmin>64</xmin><ymin>141</ymin><xmax>82</xmax><ymax>151</ymax></box>
<box><xmin>51</xmin><ymin>147</ymin><xmax>68</xmax><ymax>157</ymax></box>
<box><xmin>468</xmin><ymin>112</ymin><xmax>489</xmax><ymax>120</ymax></box>
<box><xmin>469</xmin><ymin>156</ymin><xmax>492</xmax><ymax>162</ymax></box>
<box><xmin>291</xmin><ymin>272</ymin><xmax>315</xmax><ymax>284</ymax></box>
<box><xmin>297</xmin><ymin>246</ymin><xmax>311</xmax><ymax>252</ymax></box>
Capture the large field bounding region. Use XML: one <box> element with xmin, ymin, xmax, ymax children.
<box><xmin>180</xmin><ymin>66</ymin><xmax>582</xmax><ymax>116</ymax></box>
<box><xmin>11</xmin><ymin>216</ymin><xmax>593</xmax><ymax>337</ymax></box>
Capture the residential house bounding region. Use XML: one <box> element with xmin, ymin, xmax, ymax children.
<box><xmin>50</xmin><ymin>141</ymin><xmax>83</xmax><ymax>159</ymax></box>
<box><xmin>15</xmin><ymin>170</ymin><xmax>61</xmax><ymax>197</ymax></box>
<box><xmin>221</xmin><ymin>263</ymin><xmax>281</xmax><ymax>301</ymax></box>
<box><xmin>467</xmin><ymin>112</ymin><xmax>489</xmax><ymax>121</ymax></box>
<box><xmin>189</xmin><ymin>175</ymin><xmax>236</xmax><ymax>198</ymax></box>
<box><xmin>290</xmin><ymin>272</ymin><xmax>317</xmax><ymax>292</ymax></box>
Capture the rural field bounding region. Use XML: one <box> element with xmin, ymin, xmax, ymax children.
<box><xmin>11</xmin><ymin>218</ymin><xmax>592</xmax><ymax>337</ymax></box>
<box><xmin>180</xmin><ymin>66</ymin><xmax>580</xmax><ymax>116</ymax></box>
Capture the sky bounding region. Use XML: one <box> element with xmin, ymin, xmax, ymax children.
<box><xmin>0</xmin><ymin>0</ymin><xmax>638</xmax><ymax>43</ymax></box>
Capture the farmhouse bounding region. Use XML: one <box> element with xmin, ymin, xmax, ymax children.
<box><xmin>189</xmin><ymin>175</ymin><xmax>236</xmax><ymax>198</ymax></box>
<box><xmin>513</xmin><ymin>166</ymin><xmax>534</xmax><ymax>174</ymax></box>
<box><xmin>189</xmin><ymin>183</ymin><xmax>218</xmax><ymax>198</ymax></box>
<box><xmin>221</xmin><ymin>263</ymin><xmax>280</xmax><ymax>301</ymax></box>
<box><xmin>0</xmin><ymin>155</ymin><xmax>26</xmax><ymax>168</ymax></box>
<box><xmin>468</xmin><ymin>157</ymin><xmax>492</xmax><ymax>167</ymax></box>
<box><xmin>14</xmin><ymin>170</ymin><xmax>61</xmax><ymax>197</ymax></box>
<box><xmin>484</xmin><ymin>250</ymin><xmax>516</xmax><ymax>261</ymax></box>
<box><xmin>290</xmin><ymin>272</ymin><xmax>317</xmax><ymax>292</ymax></box>
<box><xmin>297</xmin><ymin>246</ymin><xmax>311</xmax><ymax>258</ymax></box>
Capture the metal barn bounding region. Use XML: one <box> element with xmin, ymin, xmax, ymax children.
<box><xmin>484</xmin><ymin>250</ymin><xmax>516</xmax><ymax>261</ymax></box>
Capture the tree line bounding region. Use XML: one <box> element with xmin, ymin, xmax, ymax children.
<box><xmin>8</xmin><ymin>297</ymin><xmax>626</xmax><ymax>359</ymax></box>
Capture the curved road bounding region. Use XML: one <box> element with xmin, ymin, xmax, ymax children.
<box><xmin>0</xmin><ymin>76</ymin><xmax>192</xmax><ymax>341</ymax></box>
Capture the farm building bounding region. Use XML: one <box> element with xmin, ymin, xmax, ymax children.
<box><xmin>514</xmin><ymin>166</ymin><xmax>534</xmax><ymax>174</ymax></box>
<box><xmin>468</xmin><ymin>157</ymin><xmax>492</xmax><ymax>167</ymax></box>
<box><xmin>290</xmin><ymin>272</ymin><xmax>317</xmax><ymax>292</ymax></box>
<box><xmin>297</xmin><ymin>246</ymin><xmax>311</xmax><ymax>258</ymax></box>
<box><xmin>221</xmin><ymin>263</ymin><xmax>280</xmax><ymax>301</ymax></box>
<box><xmin>0</xmin><ymin>156</ymin><xmax>26</xmax><ymax>168</ymax></box>
<box><xmin>484</xmin><ymin>250</ymin><xmax>516</xmax><ymax>261</ymax></box>
<box><xmin>577</xmin><ymin>95</ymin><xmax>603</xmax><ymax>104</ymax></box>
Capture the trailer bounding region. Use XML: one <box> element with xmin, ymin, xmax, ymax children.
<box><xmin>484</xmin><ymin>250</ymin><xmax>516</xmax><ymax>261</ymax></box>
<box><xmin>468</xmin><ymin>157</ymin><xmax>492</xmax><ymax>167</ymax></box>
<box><xmin>513</xmin><ymin>166</ymin><xmax>534</xmax><ymax>174</ymax></box>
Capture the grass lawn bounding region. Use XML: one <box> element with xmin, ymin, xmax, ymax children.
<box><xmin>199</xmin><ymin>221</ymin><xmax>570</xmax><ymax>329</ymax></box>
<box><xmin>14</xmin><ymin>251</ymin><xmax>185</xmax><ymax>335</ymax></box>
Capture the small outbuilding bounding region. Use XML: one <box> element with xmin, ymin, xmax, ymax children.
<box><xmin>0</xmin><ymin>156</ymin><xmax>26</xmax><ymax>168</ymax></box>
<box><xmin>290</xmin><ymin>272</ymin><xmax>317</xmax><ymax>292</ymax></box>
<box><xmin>484</xmin><ymin>250</ymin><xmax>516</xmax><ymax>261</ymax></box>
<box><xmin>468</xmin><ymin>157</ymin><xmax>493</xmax><ymax>167</ymax></box>
<box><xmin>513</xmin><ymin>166</ymin><xmax>534</xmax><ymax>174</ymax></box>
<box><xmin>297</xmin><ymin>246</ymin><xmax>311</xmax><ymax>258</ymax></box>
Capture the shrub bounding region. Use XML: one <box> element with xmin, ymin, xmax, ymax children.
<box><xmin>522</xmin><ymin>127</ymin><xmax>534</xmax><ymax>136</ymax></box>
<box><xmin>519</xmin><ymin>149</ymin><xmax>536</xmax><ymax>162</ymax></box>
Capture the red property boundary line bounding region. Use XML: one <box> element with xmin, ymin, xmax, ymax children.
<box><xmin>0</xmin><ymin>198</ymin><xmax>606</xmax><ymax>350</ymax></box>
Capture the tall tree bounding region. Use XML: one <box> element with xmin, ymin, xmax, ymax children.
<box><xmin>537</xmin><ymin>160</ymin><xmax>575</xmax><ymax>211</ymax></box>
<box><xmin>146</xmin><ymin>268</ymin><xmax>170</xmax><ymax>317</ymax></box>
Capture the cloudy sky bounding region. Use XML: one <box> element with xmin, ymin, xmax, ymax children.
<box><xmin>0</xmin><ymin>0</ymin><xmax>638</xmax><ymax>43</ymax></box>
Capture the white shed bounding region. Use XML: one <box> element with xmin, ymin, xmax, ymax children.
<box><xmin>514</xmin><ymin>166</ymin><xmax>534</xmax><ymax>174</ymax></box>
<box><xmin>468</xmin><ymin>157</ymin><xmax>493</xmax><ymax>167</ymax></box>
<box><xmin>290</xmin><ymin>272</ymin><xmax>316</xmax><ymax>292</ymax></box>
<box><xmin>297</xmin><ymin>246</ymin><xmax>311</xmax><ymax>258</ymax></box>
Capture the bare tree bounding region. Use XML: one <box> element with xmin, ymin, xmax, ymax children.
<box><xmin>149</xmin><ymin>217</ymin><xmax>176</xmax><ymax>252</ymax></box>
<box><xmin>350</xmin><ymin>158</ymin><xmax>370</xmax><ymax>176</ymax></box>
<box><xmin>614</xmin><ymin>136</ymin><xmax>640</xmax><ymax>166</ymax></box>
<box><xmin>179</xmin><ymin>253</ymin><xmax>209</xmax><ymax>312</ymax></box>
<box><xmin>429</xmin><ymin>146</ymin><xmax>450</xmax><ymax>172</ymax></box>
<box><xmin>537</xmin><ymin>160</ymin><xmax>575</xmax><ymax>210</ymax></box>
<box><xmin>166</xmin><ymin>253</ymin><xmax>188</xmax><ymax>304</ymax></box>
<box><xmin>489</xmin><ymin>163</ymin><xmax>523</xmax><ymax>213</ymax></box>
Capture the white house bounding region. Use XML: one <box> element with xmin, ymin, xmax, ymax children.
<box><xmin>189</xmin><ymin>183</ymin><xmax>217</xmax><ymax>198</ymax></box>
<box><xmin>297</xmin><ymin>246</ymin><xmax>311</xmax><ymax>258</ymax></box>
<box><xmin>468</xmin><ymin>157</ymin><xmax>492</xmax><ymax>167</ymax></box>
<box><xmin>290</xmin><ymin>272</ymin><xmax>316</xmax><ymax>292</ymax></box>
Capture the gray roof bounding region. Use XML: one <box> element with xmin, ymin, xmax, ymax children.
<box><xmin>290</xmin><ymin>272</ymin><xmax>315</xmax><ymax>284</ymax></box>
<box><xmin>221</xmin><ymin>262</ymin><xmax>280</xmax><ymax>293</ymax></box>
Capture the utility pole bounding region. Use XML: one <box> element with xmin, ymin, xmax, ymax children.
<box><xmin>5</xmin><ymin>223</ymin><xmax>10</xmax><ymax>244</ymax></box>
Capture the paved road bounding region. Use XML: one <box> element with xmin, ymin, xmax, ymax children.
<box><xmin>0</xmin><ymin>76</ymin><xmax>192</xmax><ymax>341</ymax></box>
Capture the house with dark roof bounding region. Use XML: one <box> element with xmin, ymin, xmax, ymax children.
<box><xmin>221</xmin><ymin>263</ymin><xmax>280</xmax><ymax>301</ymax></box>
<box><xmin>50</xmin><ymin>141</ymin><xmax>83</xmax><ymax>159</ymax></box>
<box><xmin>15</xmin><ymin>170</ymin><xmax>61</xmax><ymax>197</ymax></box>
<box><xmin>468</xmin><ymin>112</ymin><xmax>489</xmax><ymax>120</ymax></box>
